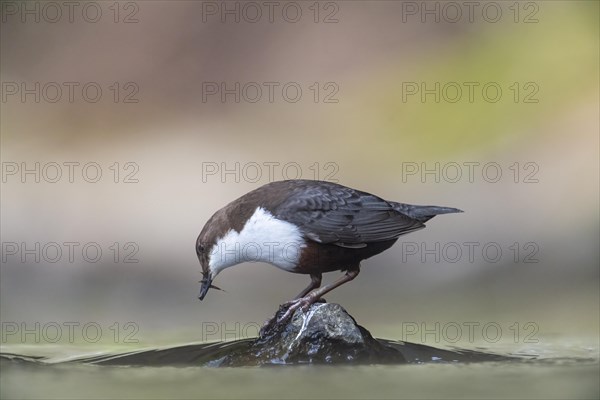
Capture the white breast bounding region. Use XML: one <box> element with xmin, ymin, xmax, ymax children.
<box><xmin>208</xmin><ymin>207</ymin><xmax>306</xmax><ymax>276</ymax></box>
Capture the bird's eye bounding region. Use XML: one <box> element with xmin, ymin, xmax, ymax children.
<box><xmin>197</xmin><ymin>243</ymin><xmax>206</xmax><ymax>254</ymax></box>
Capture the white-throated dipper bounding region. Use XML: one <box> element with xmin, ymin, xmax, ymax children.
<box><xmin>196</xmin><ymin>180</ymin><xmax>462</xmax><ymax>320</ymax></box>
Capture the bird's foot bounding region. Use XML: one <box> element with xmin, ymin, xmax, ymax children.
<box><xmin>278</xmin><ymin>294</ymin><xmax>319</xmax><ymax>323</ymax></box>
<box><xmin>259</xmin><ymin>296</ymin><xmax>326</xmax><ymax>337</ymax></box>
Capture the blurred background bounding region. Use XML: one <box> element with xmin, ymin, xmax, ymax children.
<box><xmin>1</xmin><ymin>1</ymin><xmax>599</xmax><ymax>397</ymax></box>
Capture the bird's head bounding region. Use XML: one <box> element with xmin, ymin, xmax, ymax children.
<box><xmin>196</xmin><ymin>234</ymin><xmax>213</xmax><ymax>301</ymax></box>
<box><xmin>196</xmin><ymin>211</ymin><xmax>231</xmax><ymax>301</ymax></box>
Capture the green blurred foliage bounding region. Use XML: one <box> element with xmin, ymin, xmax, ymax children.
<box><xmin>367</xmin><ymin>2</ymin><xmax>599</xmax><ymax>157</ymax></box>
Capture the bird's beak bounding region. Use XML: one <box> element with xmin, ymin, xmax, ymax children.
<box><xmin>198</xmin><ymin>274</ymin><xmax>212</xmax><ymax>301</ymax></box>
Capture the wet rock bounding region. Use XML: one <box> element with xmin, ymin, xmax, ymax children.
<box><xmin>218</xmin><ymin>302</ymin><xmax>406</xmax><ymax>366</ymax></box>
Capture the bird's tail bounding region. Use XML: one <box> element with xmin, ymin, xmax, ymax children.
<box><xmin>393</xmin><ymin>203</ymin><xmax>463</xmax><ymax>223</ymax></box>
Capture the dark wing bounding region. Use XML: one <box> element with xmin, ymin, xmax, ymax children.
<box><xmin>273</xmin><ymin>182</ymin><xmax>425</xmax><ymax>248</ymax></box>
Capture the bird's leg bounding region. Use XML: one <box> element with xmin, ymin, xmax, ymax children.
<box><xmin>293</xmin><ymin>273</ymin><xmax>322</xmax><ymax>300</ymax></box>
<box><xmin>278</xmin><ymin>266</ymin><xmax>360</xmax><ymax>322</ymax></box>
<box><xmin>260</xmin><ymin>273</ymin><xmax>323</xmax><ymax>336</ymax></box>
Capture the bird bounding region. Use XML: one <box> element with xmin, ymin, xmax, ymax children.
<box><xmin>196</xmin><ymin>180</ymin><xmax>462</xmax><ymax>320</ymax></box>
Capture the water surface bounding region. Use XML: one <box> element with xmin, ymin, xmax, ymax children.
<box><xmin>2</xmin><ymin>339</ymin><xmax>597</xmax><ymax>399</ymax></box>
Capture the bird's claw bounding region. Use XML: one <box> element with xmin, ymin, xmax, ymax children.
<box><xmin>259</xmin><ymin>295</ymin><xmax>326</xmax><ymax>337</ymax></box>
<box><xmin>278</xmin><ymin>295</ymin><xmax>316</xmax><ymax>323</ymax></box>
